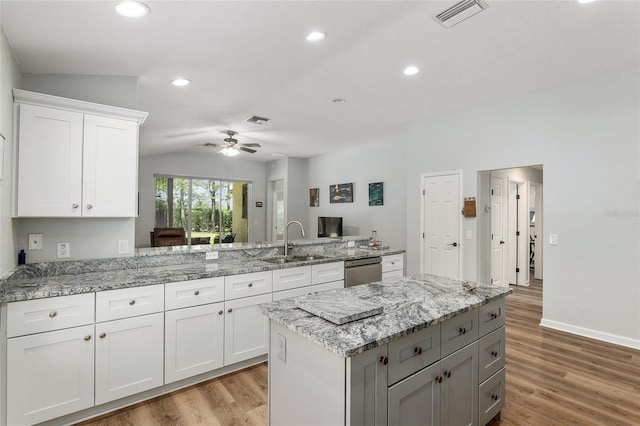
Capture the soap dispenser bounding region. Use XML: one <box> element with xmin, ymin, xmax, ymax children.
<box><xmin>18</xmin><ymin>250</ymin><xmax>26</xmax><ymax>265</ymax></box>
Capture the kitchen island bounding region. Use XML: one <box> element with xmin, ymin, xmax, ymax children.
<box><xmin>259</xmin><ymin>274</ymin><xmax>511</xmax><ymax>426</ymax></box>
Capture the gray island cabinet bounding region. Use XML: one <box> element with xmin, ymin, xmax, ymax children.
<box><xmin>259</xmin><ymin>274</ymin><xmax>511</xmax><ymax>426</ymax></box>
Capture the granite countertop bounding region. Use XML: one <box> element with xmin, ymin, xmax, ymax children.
<box><xmin>258</xmin><ymin>273</ymin><xmax>511</xmax><ymax>358</ymax></box>
<box><xmin>0</xmin><ymin>240</ymin><xmax>404</xmax><ymax>303</ymax></box>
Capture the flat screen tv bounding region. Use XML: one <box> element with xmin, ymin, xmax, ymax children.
<box><xmin>318</xmin><ymin>216</ymin><xmax>343</xmax><ymax>238</ymax></box>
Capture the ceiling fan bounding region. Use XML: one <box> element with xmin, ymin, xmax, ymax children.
<box><xmin>197</xmin><ymin>130</ymin><xmax>261</xmax><ymax>156</ymax></box>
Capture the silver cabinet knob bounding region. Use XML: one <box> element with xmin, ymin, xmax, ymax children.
<box><xmin>49</xmin><ymin>311</ymin><xmax>57</xmax><ymax>318</ymax></box>
<box><xmin>228</xmin><ymin>308</ymin><xmax>233</xmax><ymax>313</ymax></box>
<box><xmin>248</xmin><ymin>283</ymin><xmax>253</xmax><ymax>288</ymax></box>
<box><xmin>194</xmin><ymin>290</ymin><xmax>200</xmax><ymax>296</ymax></box>
<box><xmin>99</xmin><ymin>332</ymin><xmax>106</xmax><ymax>338</ymax></box>
<box><xmin>218</xmin><ymin>310</ymin><xmax>224</xmax><ymax>315</ymax></box>
<box><xmin>129</xmin><ymin>300</ymin><xmax>136</xmax><ymax>305</ymax></box>
<box><xmin>84</xmin><ymin>335</ymin><xmax>92</xmax><ymax>341</ymax></box>
<box><xmin>72</xmin><ymin>203</ymin><xmax>79</xmax><ymax>209</ymax></box>
<box><xmin>86</xmin><ymin>204</ymin><xmax>93</xmax><ymax>209</ymax></box>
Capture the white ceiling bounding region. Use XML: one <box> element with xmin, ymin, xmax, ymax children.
<box><xmin>1</xmin><ymin>1</ymin><xmax>638</xmax><ymax>161</ymax></box>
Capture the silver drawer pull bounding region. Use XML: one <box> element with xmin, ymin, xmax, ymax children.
<box><xmin>218</xmin><ymin>310</ymin><xmax>224</xmax><ymax>315</ymax></box>
<box><xmin>84</xmin><ymin>335</ymin><xmax>92</xmax><ymax>341</ymax></box>
<box><xmin>194</xmin><ymin>290</ymin><xmax>200</xmax><ymax>296</ymax></box>
<box><xmin>99</xmin><ymin>333</ymin><xmax>106</xmax><ymax>338</ymax></box>
<box><xmin>248</xmin><ymin>283</ymin><xmax>253</xmax><ymax>288</ymax></box>
<box><xmin>72</xmin><ymin>203</ymin><xmax>79</xmax><ymax>209</ymax></box>
<box><xmin>49</xmin><ymin>311</ymin><xmax>57</xmax><ymax>318</ymax></box>
<box><xmin>86</xmin><ymin>204</ymin><xmax>93</xmax><ymax>210</ymax></box>
<box><xmin>228</xmin><ymin>308</ymin><xmax>233</xmax><ymax>313</ymax></box>
<box><xmin>129</xmin><ymin>300</ymin><xmax>136</xmax><ymax>305</ymax></box>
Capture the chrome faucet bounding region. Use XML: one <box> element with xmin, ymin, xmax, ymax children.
<box><xmin>284</xmin><ymin>220</ymin><xmax>306</xmax><ymax>257</ymax></box>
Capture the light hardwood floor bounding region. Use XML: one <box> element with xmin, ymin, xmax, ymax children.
<box><xmin>77</xmin><ymin>278</ymin><xmax>640</xmax><ymax>425</ymax></box>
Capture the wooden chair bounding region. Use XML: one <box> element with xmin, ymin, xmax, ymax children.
<box><xmin>151</xmin><ymin>227</ymin><xmax>186</xmax><ymax>247</ymax></box>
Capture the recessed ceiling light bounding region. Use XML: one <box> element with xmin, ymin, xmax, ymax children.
<box><xmin>171</xmin><ymin>78</ymin><xmax>191</xmax><ymax>87</ymax></box>
<box><xmin>577</xmin><ymin>0</ymin><xmax>597</xmax><ymax>3</ymax></box>
<box><xmin>115</xmin><ymin>1</ymin><xmax>150</xmax><ymax>18</ymax></box>
<box><xmin>403</xmin><ymin>66</ymin><xmax>420</xmax><ymax>76</ymax></box>
<box><xmin>306</xmin><ymin>31</ymin><xmax>327</xmax><ymax>42</ymax></box>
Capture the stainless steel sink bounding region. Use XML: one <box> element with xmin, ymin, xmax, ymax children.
<box><xmin>261</xmin><ymin>254</ymin><xmax>327</xmax><ymax>264</ymax></box>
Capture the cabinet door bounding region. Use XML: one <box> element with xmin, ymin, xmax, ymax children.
<box><xmin>16</xmin><ymin>104</ymin><xmax>83</xmax><ymax>217</ymax></box>
<box><xmin>440</xmin><ymin>342</ymin><xmax>479</xmax><ymax>426</ymax></box>
<box><xmin>224</xmin><ymin>293</ymin><xmax>272</xmax><ymax>365</ymax></box>
<box><xmin>165</xmin><ymin>302</ymin><xmax>225</xmax><ymax>384</ymax></box>
<box><xmin>388</xmin><ymin>361</ymin><xmax>441</xmax><ymax>426</ymax></box>
<box><xmin>347</xmin><ymin>345</ymin><xmax>388</xmax><ymax>426</ymax></box>
<box><xmin>83</xmin><ymin>114</ymin><xmax>138</xmax><ymax>217</ymax></box>
<box><xmin>95</xmin><ymin>313</ymin><xmax>164</xmax><ymax>405</ymax></box>
<box><xmin>7</xmin><ymin>325</ymin><xmax>94</xmax><ymax>426</ymax></box>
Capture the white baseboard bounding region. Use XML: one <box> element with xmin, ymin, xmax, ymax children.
<box><xmin>540</xmin><ymin>318</ymin><xmax>640</xmax><ymax>350</ymax></box>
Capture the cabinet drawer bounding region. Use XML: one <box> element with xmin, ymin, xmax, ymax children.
<box><xmin>479</xmin><ymin>368</ymin><xmax>505</xmax><ymax>426</ymax></box>
<box><xmin>225</xmin><ymin>271</ymin><xmax>272</xmax><ymax>300</ymax></box>
<box><xmin>479</xmin><ymin>298</ymin><xmax>505</xmax><ymax>337</ymax></box>
<box><xmin>7</xmin><ymin>293</ymin><xmax>95</xmax><ymax>338</ymax></box>
<box><xmin>382</xmin><ymin>254</ymin><xmax>403</xmax><ymax>273</ymax></box>
<box><xmin>273</xmin><ymin>266</ymin><xmax>312</xmax><ymax>292</ymax></box>
<box><xmin>311</xmin><ymin>261</ymin><xmax>344</xmax><ymax>285</ymax></box>
<box><xmin>96</xmin><ymin>284</ymin><xmax>164</xmax><ymax>322</ymax></box>
<box><xmin>313</xmin><ymin>281</ymin><xmax>344</xmax><ymax>293</ymax></box>
<box><xmin>165</xmin><ymin>277</ymin><xmax>225</xmax><ymax>310</ymax></box>
<box><xmin>388</xmin><ymin>324</ymin><xmax>441</xmax><ymax>385</ymax></box>
<box><xmin>382</xmin><ymin>270</ymin><xmax>403</xmax><ymax>280</ymax></box>
<box><xmin>478</xmin><ymin>327</ymin><xmax>506</xmax><ymax>383</ymax></box>
<box><xmin>272</xmin><ymin>286</ymin><xmax>312</xmax><ymax>301</ymax></box>
<box><xmin>440</xmin><ymin>307</ymin><xmax>479</xmax><ymax>357</ymax></box>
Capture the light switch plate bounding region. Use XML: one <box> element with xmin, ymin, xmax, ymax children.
<box><xmin>347</xmin><ymin>240</ymin><xmax>355</xmax><ymax>247</ymax></box>
<box><xmin>549</xmin><ymin>234</ymin><xmax>558</xmax><ymax>245</ymax></box>
<box><xmin>118</xmin><ymin>240</ymin><xmax>129</xmax><ymax>254</ymax></box>
<box><xmin>277</xmin><ymin>333</ymin><xmax>286</xmax><ymax>363</ymax></box>
<box><xmin>465</xmin><ymin>231</ymin><xmax>472</xmax><ymax>240</ymax></box>
<box><xmin>206</xmin><ymin>251</ymin><xmax>219</xmax><ymax>260</ymax></box>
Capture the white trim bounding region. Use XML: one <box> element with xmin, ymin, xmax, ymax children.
<box><xmin>13</xmin><ymin>89</ymin><xmax>148</xmax><ymax>125</ymax></box>
<box><xmin>540</xmin><ymin>318</ymin><xmax>640</xmax><ymax>350</ymax></box>
<box><xmin>419</xmin><ymin>169</ymin><xmax>463</xmax><ymax>279</ymax></box>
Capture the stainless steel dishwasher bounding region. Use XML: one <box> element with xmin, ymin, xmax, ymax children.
<box><xmin>344</xmin><ymin>257</ymin><xmax>382</xmax><ymax>287</ymax></box>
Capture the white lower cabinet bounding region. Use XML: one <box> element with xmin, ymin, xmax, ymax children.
<box><xmin>382</xmin><ymin>254</ymin><xmax>404</xmax><ymax>280</ymax></box>
<box><xmin>165</xmin><ymin>302</ymin><xmax>225</xmax><ymax>384</ymax></box>
<box><xmin>95</xmin><ymin>313</ymin><xmax>164</xmax><ymax>405</ymax></box>
<box><xmin>7</xmin><ymin>325</ymin><xmax>95</xmax><ymax>426</ymax></box>
<box><xmin>224</xmin><ymin>293</ymin><xmax>272</xmax><ymax>365</ymax></box>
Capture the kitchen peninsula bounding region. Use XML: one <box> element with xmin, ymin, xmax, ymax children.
<box><xmin>0</xmin><ymin>238</ymin><xmax>403</xmax><ymax>426</ymax></box>
<box><xmin>259</xmin><ymin>274</ymin><xmax>511</xmax><ymax>426</ymax></box>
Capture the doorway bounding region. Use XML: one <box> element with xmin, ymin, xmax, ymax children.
<box><xmin>480</xmin><ymin>166</ymin><xmax>543</xmax><ymax>287</ymax></box>
<box><xmin>420</xmin><ymin>170</ymin><xmax>462</xmax><ymax>279</ymax></box>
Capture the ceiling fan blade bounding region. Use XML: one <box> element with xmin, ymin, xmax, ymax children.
<box><xmin>240</xmin><ymin>143</ymin><xmax>261</xmax><ymax>148</ymax></box>
<box><xmin>239</xmin><ymin>146</ymin><xmax>257</xmax><ymax>154</ymax></box>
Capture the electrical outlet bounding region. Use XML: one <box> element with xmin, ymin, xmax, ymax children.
<box><xmin>277</xmin><ymin>333</ymin><xmax>286</xmax><ymax>363</ymax></box>
<box><xmin>465</xmin><ymin>231</ymin><xmax>472</xmax><ymax>240</ymax></box>
<box><xmin>29</xmin><ymin>234</ymin><xmax>43</xmax><ymax>250</ymax></box>
<box><xmin>57</xmin><ymin>242</ymin><xmax>70</xmax><ymax>258</ymax></box>
<box><xmin>118</xmin><ymin>240</ymin><xmax>129</xmax><ymax>254</ymax></box>
<box><xmin>206</xmin><ymin>251</ymin><xmax>219</xmax><ymax>260</ymax></box>
<box><xmin>347</xmin><ymin>240</ymin><xmax>355</xmax><ymax>247</ymax></box>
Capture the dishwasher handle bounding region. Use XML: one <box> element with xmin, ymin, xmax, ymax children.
<box><xmin>345</xmin><ymin>257</ymin><xmax>382</xmax><ymax>268</ymax></box>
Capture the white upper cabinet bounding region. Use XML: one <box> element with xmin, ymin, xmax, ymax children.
<box><xmin>13</xmin><ymin>89</ymin><xmax>147</xmax><ymax>218</ymax></box>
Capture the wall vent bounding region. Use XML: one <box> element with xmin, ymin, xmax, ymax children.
<box><xmin>436</xmin><ymin>0</ymin><xmax>485</xmax><ymax>28</ymax></box>
<box><xmin>245</xmin><ymin>115</ymin><xmax>270</xmax><ymax>124</ymax></box>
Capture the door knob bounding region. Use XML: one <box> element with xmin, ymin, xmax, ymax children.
<box><xmin>447</xmin><ymin>242</ymin><xmax>458</xmax><ymax>247</ymax></box>
<box><xmin>499</xmin><ymin>240</ymin><xmax>505</xmax><ymax>244</ymax></box>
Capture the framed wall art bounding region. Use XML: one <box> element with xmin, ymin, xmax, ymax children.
<box><xmin>369</xmin><ymin>182</ymin><xmax>383</xmax><ymax>206</ymax></box>
<box><xmin>309</xmin><ymin>188</ymin><xmax>319</xmax><ymax>207</ymax></box>
<box><xmin>330</xmin><ymin>183</ymin><xmax>353</xmax><ymax>203</ymax></box>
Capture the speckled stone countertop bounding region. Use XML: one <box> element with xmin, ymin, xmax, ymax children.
<box><xmin>258</xmin><ymin>274</ymin><xmax>511</xmax><ymax>358</ymax></box>
<box><xmin>0</xmin><ymin>238</ymin><xmax>404</xmax><ymax>303</ymax></box>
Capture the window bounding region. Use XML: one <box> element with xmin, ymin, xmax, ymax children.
<box><xmin>154</xmin><ymin>175</ymin><xmax>250</xmax><ymax>246</ymax></box>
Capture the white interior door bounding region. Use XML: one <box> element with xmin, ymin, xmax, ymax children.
<box><xmin>271</xmin><ymin>180</ymin><xmax>284</xmax><ymax>242</ymax></box>
<box><xmin>421</xmin><ymin>171</ymin><xmax>461</xmax><ymax>279</ymax></box>
<box><xmin>490</xmin><ymin>174</ymin><xmax>507</xmax><ymax>287</ymax></box>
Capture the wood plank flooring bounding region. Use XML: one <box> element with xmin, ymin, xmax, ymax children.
<box><xmin>77</xmin><ymin>278</ymin><xmax>640</xmax><ymax>425</ymax></box>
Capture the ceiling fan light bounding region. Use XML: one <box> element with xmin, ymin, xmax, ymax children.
<box><xmin>220</xmin><ymin>147</ymin><xmax>239</xmax><ymax>157</ymax></box>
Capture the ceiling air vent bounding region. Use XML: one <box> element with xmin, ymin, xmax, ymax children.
<box><xmin>245</xmin><ymin>115</ymin><xmax>270</xmax><ymax>125</ymax></box>
<box><xmin>436</xmin><ymin>0</ymin><xmax>485</xmax><ymax>28</ymax></box>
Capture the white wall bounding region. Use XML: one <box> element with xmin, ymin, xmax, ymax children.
<box><xmin>306</xmin><ymin>138</ymin><xmax>406</xmax><ymax>251</ymax></box>
<box><xmin>136</xmin><ymin>152</ymin><xmax>268</xmax><ymax>247</ymax></box>
<box><xmin>404</xmin><ymin>67</ymin><xmax>640</xmax><ymax>347</ymax></box>
<box><xmin>0</xmin><ymin>27</ymin><xmax>23</xmax><ymax>274</ymax></box>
